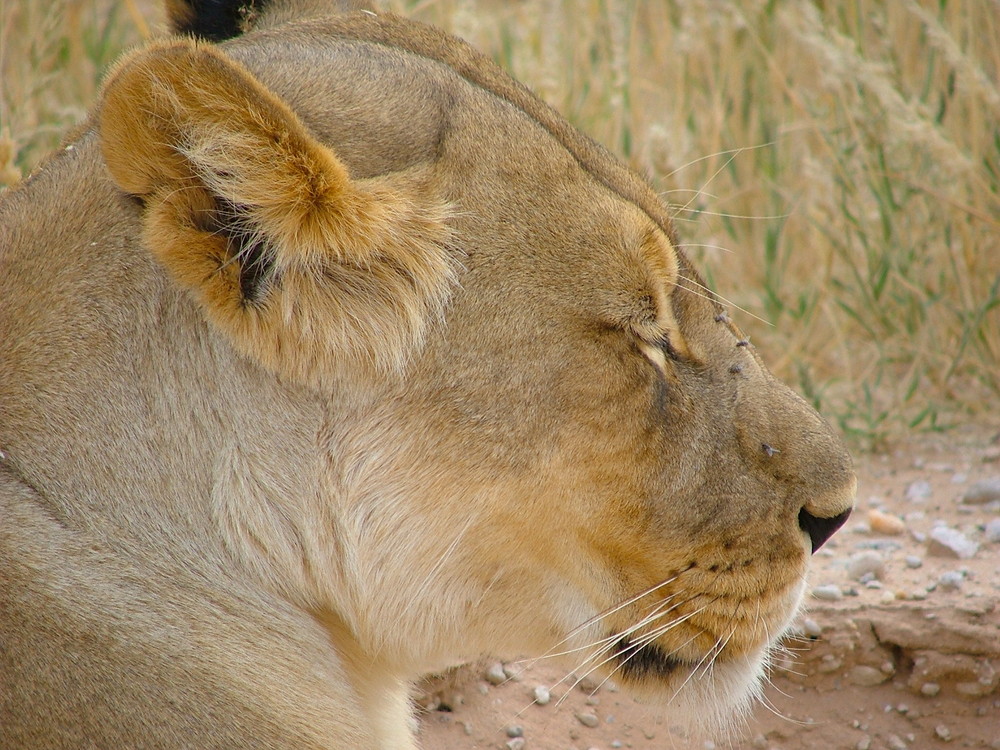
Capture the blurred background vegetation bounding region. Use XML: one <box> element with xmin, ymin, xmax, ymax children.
<box><xmin>2</xmin><ymin>0</ymin><xmax>997</xmax><ymax>449</ymax></box>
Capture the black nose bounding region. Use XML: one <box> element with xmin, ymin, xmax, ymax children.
<box><xmin>798</xmin><ymin>507</ymin><xmax>852</xmax><ymax>553</ymax></box>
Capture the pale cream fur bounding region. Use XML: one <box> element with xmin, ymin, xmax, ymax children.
<box><xmin>0</xmin><ymin>2</ymin><xmax>855</xmax><ymax>748</ymax></box>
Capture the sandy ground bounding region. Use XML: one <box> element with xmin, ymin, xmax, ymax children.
<box><xmin>414</xmin><ymin>425</ymin><xmax>1000</xmax><ymax>750</ymax></box>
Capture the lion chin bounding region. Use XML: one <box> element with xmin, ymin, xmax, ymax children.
<box><xmin>0</xmin><ymin>1</ymin><xmax>854</xmax><ymax>748</ymax></box>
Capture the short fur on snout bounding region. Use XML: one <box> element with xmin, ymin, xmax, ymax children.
<box><xmin>0</xmin><ymin>1</ymin><xmax>855</xmax><ymax>747</ymax></box>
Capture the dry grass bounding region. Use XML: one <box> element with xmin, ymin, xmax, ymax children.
<box><xmin>3</xmin><ymin>0</ymin><xmax>998</xmax><ymax>448</ymax></box>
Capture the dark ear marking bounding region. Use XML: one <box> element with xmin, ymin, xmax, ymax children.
<box><xmin>167</xmin><ymin>0</ymin><xmax>270</xmax><ymax>41</ymax></box>
<box><xmin>213</xmin><ymin>199</ymin><xmax>276</xmax><ymax>305</ymax></box>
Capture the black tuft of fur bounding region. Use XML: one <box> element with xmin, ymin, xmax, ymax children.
<box><xmin>212</xmin><ymin>199</ymin><xmax>276</xmax><ymax>305</ymax></box>
<box><xmin>171</xmin><ymin>0</ymin><xmax>270</xmax><ymax>42</ymax></box>
<box><xmin>613</xmin><ymin>636</ymin><xmax>685</xmax><ymax>680</ymax></box>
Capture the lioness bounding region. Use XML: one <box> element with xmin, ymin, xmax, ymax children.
<box><xmin>0</xmin><ymin>1</ymin><xmax>855</xmax><ymax>747</ymax></box>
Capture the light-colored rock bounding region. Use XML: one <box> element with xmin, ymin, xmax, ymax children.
<box><xmin>868</xmin><ymin>509</ymin><xmax>906</xmax><ymax>535</ymax></box>
<box><xmin>927</xmin><ymin>526</ymin><xmax>979</xmax><ymax>559</ymax></box>
<box><xmin>801</xmin><ymin>617</ymin><xmax>822</xmax><ymax>638</ymax></box>
<box><xmin>904</xmin><ymin>555</ymin><xmax>923</xmax><ymax>569</ymax></box>
<box><xmin>905</xmin><ymin>480</ymin><xmax>932</xmax><ymax>501</ymax></box>
<box><xmin>935</xmin><ymin>725</ymin><xmax>952</xmax><ymax>741</ymax></box>
<box><xmin>532</xmin><ymin>685</ymin><xmax>551</xmax><ymax>705</ymax></box>
<box><xmin>485</xmin><ymin>662</ymin><xmax>507</xmax><ymax>685</ymax></box>
<box><xmin>920</xmin><ymin>682</ymin><xmax>940</xmax><ymax>697</ymax></box>
<box><xmin>962</xmin><ymin>477</ymin><xmax>1000</xmax><ymax>504</ymax></box>
<box><xmin>986</xmin><ymin>518</ymin><xmax>1000</xmax><ymax>544</ymax></box>
<box><xmin>849</xmin><ymin>665</ymin><xmax>888</xmax><ymax>686</ymax></box>
<box><xmin>812</xmin><ymin>584</ymin><xmax>843</xmax><ymax>601</ymax></box>
<box><xmin>847</xmin><ymin>551</ymin><xmax>885</xmax><ymax>581</ymax></box>
<box><xmin>575</xmin><ymin>711</ymin><xmax>599</xmax><ymax>728</ymax></box>
<box><xmin>938</xmin><ymin>570</ymin><xmax>965</xmax><ymax>590</ymax></box>
<box><xmin>887</xmin><ymin>734</ymin><xmax>907</xmax><ymax>750</ymax></box>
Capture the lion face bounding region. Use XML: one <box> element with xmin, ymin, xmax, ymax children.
<box><xmin>0</xmin><ymin>5</ymin><xmax>854</xmax><ymax>742</ymax></box>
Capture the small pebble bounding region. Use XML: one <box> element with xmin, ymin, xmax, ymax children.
<box><xmin>962</xmin><ymin>478</ymin><xmax>1000</xmax><ymax>505</ymax></box>
<box><xmin>505</xmin><ymin>739</ymin><xmax>525</xmax><ymax>750</ymax></box>
<box><xmin>847</xmin><ymin>551</ymin><xmax>885</xmax><ymax>581</ymax></box>
<box><xmin>485</xmin><ymin>663</ymin><xmax>507</xmax><ymax>685</ymax></box>
<box><xmin>906</xmin><ymin>480</ymin><xmax>932</xmax><ymax>501</ymax></box>
<box><xmin>935</xmin><ymin>725</ymin><xmax>952</xmax><ymax>742</ymax></box>
<box><xmin>938</xmin><ymin>570</ymin><xmax>965</xmax><ymax>590</ymax></box>
<box><xmin>505</xmin><ymin>725</ymin><xmax>523</xmax><ymax>738</ymax></box>
<box><xmin>812</xmin><ymin>584</ymin><xmax>843</xmax><ymax>601</ymax></box>
<box><xmin>887</xmin><ymin>734</ymin><xmax>907</xmax><ymax>750</ymax></box>
<box><xmin>904</xmin><ymin>555</ymin><xmax>923</xmax><ymax>569</ymax></box>
<box><xmin>532</xmin><ymin>685</ymin><xmax>551</xmax><ymax>705</ymax></box>
<box><xmin>986</xmin><ymin>518</ymin><xmax>1000</xmax><ymax>544</ymax></box>
<box><xmin>920</xmin><ymin>682</ymin><xmax>941</xmax><ymax>696</ymax></box>
<box><xmin>575</xmin><ymin>712</ymin><xmax>600</xmax><ymax>728</ymax></box>
<box><xmin>849</xmin><ymin>665</ymin><xmax>886</xmax><ymax>686</ymax></box>
<box><xmin>801</xmin><ymin>617</ymin><xmax>822</xmax><ymax>637</ymax></box>
<box><xmin>868</xmin><ymin>509</ymin><xmax>906</xmax><ymax>535</ymax></box>
<box><xmin>856</xmin><ymin>736</ymin><xmax>872</xmax><ymax>750</ymax></box>
<box><xmin>927</xmin><ymin>526</ymin><xmax>979</xmax><ymax>559</ymax></box>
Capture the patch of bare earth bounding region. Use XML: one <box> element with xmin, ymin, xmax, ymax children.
<box><xmin>415</xmin><ymin>425</ymin><xmax>1000</xmax><ymax>750</ymax></box>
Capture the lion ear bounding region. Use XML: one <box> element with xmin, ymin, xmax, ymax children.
<box><xmin>99</xmin><ymin>40</ymin><xmax>455</xmax><ymax>387</ymax></box>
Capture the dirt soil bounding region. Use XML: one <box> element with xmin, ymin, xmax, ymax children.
<box><xmin>414</xmin><ymin>426</ymin><xmax>1000</xmax><ymax>750</ymax></box>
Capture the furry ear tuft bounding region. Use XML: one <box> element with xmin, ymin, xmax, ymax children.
<box><xmin>99</xmin><ymin>40</ymin><xmax>456</xmax><ymax>387</ymax></box>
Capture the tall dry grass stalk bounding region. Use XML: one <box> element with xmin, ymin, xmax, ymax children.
<box><xmin>2</xmin><ymin>0</ymin><xmax>997</xmax><ymax>447</ymax></box>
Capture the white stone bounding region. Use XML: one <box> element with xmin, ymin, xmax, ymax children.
<box><xmin>938</xmin><ymin>570</ymin><xmax>965</xmax><ymax>590</ymax></box>
<box><xmin>847</xmin><ymin>551</ymin><xmax>885</xmax><ymax>581</ymax></box>
<box><xmin>905</xmin><ymin>480</ymin><xmax>933</xmax><ymax>501</ymax></box>
<box><xmin>986</xmin><ymin>518</ymin><xmax>1000</xmax><ymax>544</ymax></box>
<box><xmin>928</xmin><ymin>526</ymin><xmax>979</xmax><ymax>559</ymax></box>
<box><xmin>962</xmin><ymin>478</ymin><xmax>1000</xmax><ymax>505</ymax></box>
<box><xmin>485</xmin><ymin>662</ymin><xmax>507</xmax><ymax>685</ymax></box>
<box><xmin>575</xmin><ymin>711</ymin><xmax>599</xmax><ymax>728</ymax></box>
<box><xmin>532</xmin><ymin>685</ymin><xmax>551</xmax><ymax>705</ymax></box>
<box><xmin>801</xmin><ymin>618</ymin><xmax>822</xmax><ymax>638</ymax></box>
<box><xmin>812</xmin><ymin>584</ymin><xmax>843</xmax><ymax>601</ymax></box>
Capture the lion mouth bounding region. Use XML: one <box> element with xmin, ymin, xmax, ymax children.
<box><xmin>612</xmin><ymin>635</ymin><xmax>687</xmax><ymax>680</ymax></box>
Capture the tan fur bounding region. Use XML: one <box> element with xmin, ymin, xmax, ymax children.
<box><xmin>0</xmin><ymin>3</ymin><xmax>855</xmax><ymax>748</ymax></box>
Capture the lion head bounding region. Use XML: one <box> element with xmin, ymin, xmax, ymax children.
<box><xmin>0</xmin><ymin>1</ymin><xmax>854</xmax><ymax>746</ymax></box>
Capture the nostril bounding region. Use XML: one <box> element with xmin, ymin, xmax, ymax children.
<box><xmin>798</xmin><ymin>507</ymin><xmax>852</xmax><ymax>553</ymax></box>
